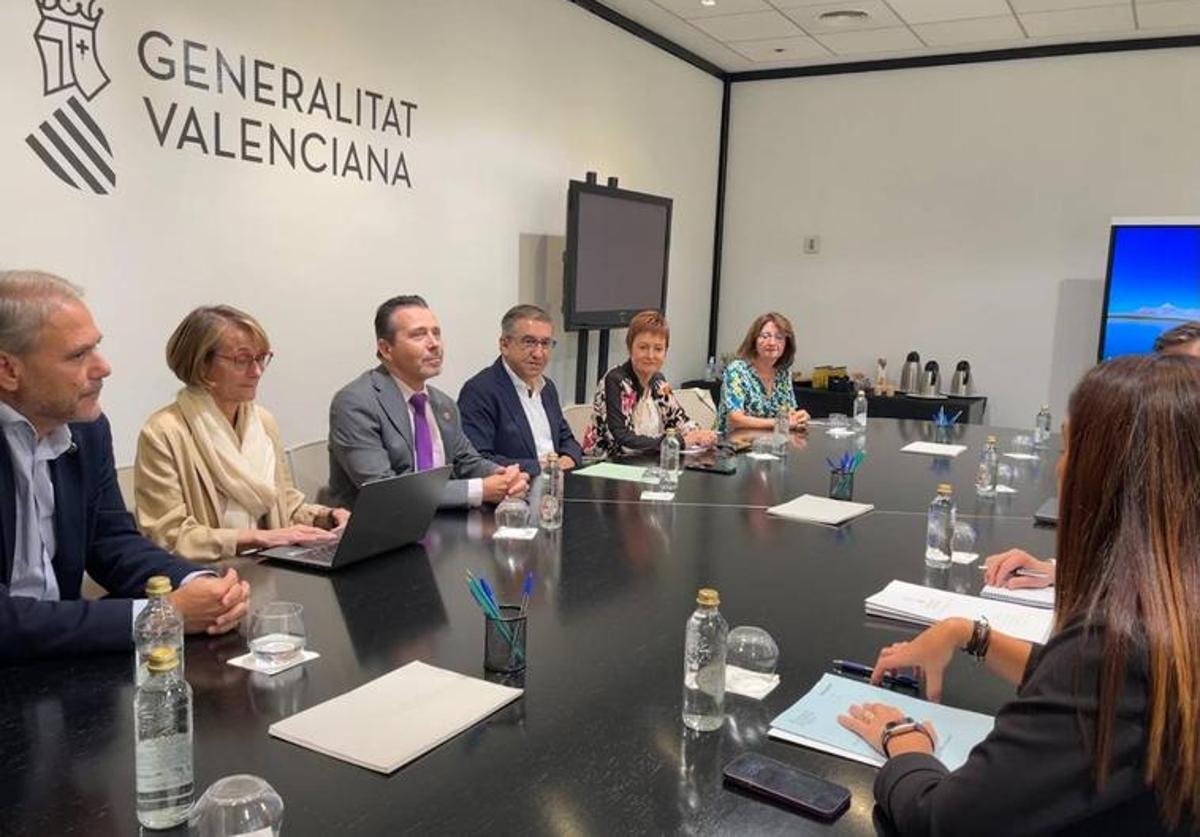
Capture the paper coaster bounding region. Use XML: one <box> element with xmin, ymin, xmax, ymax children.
<box><xmin>493</xmin><ymin>527</ymin><xmax>539</xmax><ymax>540</ymax></box>
<box><xmin>1003</xmin><ymin>453</ymin><xmax>1039</xmax><ymax>461</ymax></box>
<box><xmin>746</xmin><ymin>452</ymin><xmax>780</xmax><ymax>461</ymax></box>
<box><xmin>826</xmin><ymin>428</ymin><xmax>857</xmax><ymax>438</ymax></box>
<box><xmin>641</xmin><ymin>491</ymin><xmax>675</xmax><ymax>502</ymax></box>
<box><xmin>995</xmin><ymin>484</ymin><xmax>1018</xmax><ymax>495</ymax></box>
<box><xmin>726</xmin><ymin>665</ymin><xmax>780</xmax><ymax>699</ymax></box>
<box><xmin>951</xmin><ymin>551</ymin><xmax>980</xmax><ymax>565</ymax></box>
<box><xmin>227</xmin><ymin>649</ymin><xmax>320</xmax><ymax>676</ymax></box>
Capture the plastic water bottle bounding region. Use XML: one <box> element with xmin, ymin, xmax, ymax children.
<box><xmin>925</xmin><ymin>483</ymin><xmax>956</xmax><ymax>566</ymax></box>
<box><xmin>705</xmin><ymin>356</ymin><xmax>718</xmax><ymax>382</ymax></box>
<box><xmin>134</xmin><ymin>576</ymin><xmax>184</xmax><ymax>686</ymax></box>
<box><xmin>538</xmin><ymin>455</ymin><xmax>564</xmax><ymax>530</ymax></box>
<box><xmin>975</xmin><ymin>435</ymin><xmax>999</xmax><ymax>498</ymax></box>
<box><xmin>135</xmin><ymin>646</ymin><xmax>193</xmax><ymax>829</ymax></box>
<box><xmin>853</xmin><ymin>390</ymin><xmax>868</xmax><ymax>428</ymax></box>
<box><xmin>682</xmin><ymin>588</ymin><xmax>727</xmax><ymax>732</ymax></box>
<box><xmin>773</xmin><ymin>404</ymin><xmax>790</xmax><ymax>453</ymax></box>
<box><xmin>660</xmin><ymin>428</ymin><xmax>682</xmax><ymax>489</ymax></box>
<box><xmin>1034</xmin><ymin>405</ymin><xmax>1052</xmax><ymax>448</ymax></box>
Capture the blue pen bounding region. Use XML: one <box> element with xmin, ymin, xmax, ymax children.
<box><xmin>478</xmin><ymin>577</ymin><xmax>501</xmax><ymax>612</ymax></box>
<box><xmin>832</xmin><ymin>659</ymin><xmax>920</xmax><ymax>690</ymax></box>
<box><xmin>520</xmin><ymin>572</ymin><xmax>534</xmax><ymax>616</ymax></box>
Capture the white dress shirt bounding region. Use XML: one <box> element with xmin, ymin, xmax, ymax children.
<box><xmin>501</xmin><ymin>360</ymin><xmax>556</xmax><ymax>460</ymax></box>
<box><xmin>391</xmin><ymin>374</ymin><xmax>483</xmax><ymax>507</ymax></box>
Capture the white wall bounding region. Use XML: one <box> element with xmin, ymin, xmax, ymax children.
<box><xmin>0</xmin><ymin>0</ymin><xmax>721</xmax><ymax>462</ymax></box>
<box><xmin>718</xmin><ymin>47</ymin><xmax>1200</xmax><ymax>428</ymax></box>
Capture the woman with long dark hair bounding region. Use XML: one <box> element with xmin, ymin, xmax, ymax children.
<box><xmin>838</xmin><ymin>354</ymin><xmax>1200</xmax><ymax>835</ymax></box>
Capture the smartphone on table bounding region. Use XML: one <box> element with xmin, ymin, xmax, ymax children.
<box><xmin>723</xmin><ymin>753</ymin><xmax>851</xmax><ymax>821</ymax></box>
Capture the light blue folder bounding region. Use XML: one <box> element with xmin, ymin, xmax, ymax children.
<box><xmin>769</xmin><ymin>674</ymin><xmax>995</xmax><ymax>771</ymax></box>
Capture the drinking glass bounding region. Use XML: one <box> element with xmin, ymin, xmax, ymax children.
<box><xmin>249</xmin><ymin>602</ymin><xmax>306</xmax><ymax>667</ymax></box>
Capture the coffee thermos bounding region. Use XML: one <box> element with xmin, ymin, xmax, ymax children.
<box><xmin>898</xmin><ymin>351</ymin><xmax>921</xmax><ymax>394</ymax></box>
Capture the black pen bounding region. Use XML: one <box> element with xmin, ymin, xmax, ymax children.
<box><xmin>832</xmin><ymin>659</ymin><xmax>920</xmax><ymax>690</ymax></box>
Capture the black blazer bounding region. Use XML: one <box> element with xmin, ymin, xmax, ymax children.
<box><xmin>458</xmin><ymin>357</ymin><xmax>583</xmax><ymax>476</ymax></box>
<box><xmin>0</xmin><ymin>414</ymin><xmax>199</xmax><ymax>660</ymax></box>
<box><xmin>874</xmin><ymin>619</ymin><xmax>1189</xmax><ymax>836</ymax></box>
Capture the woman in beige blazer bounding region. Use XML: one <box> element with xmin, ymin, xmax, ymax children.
<box><xmin>134</xmin><ymin>305</ymin><xmax>349</xmax><ymax>561</ymax></box>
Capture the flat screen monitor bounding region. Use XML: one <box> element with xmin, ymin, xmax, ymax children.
<box><xmin>563</xmin><ymin>180</ymin><xmax>672</xmax><ymax>330</ymax></box>
<box><xmin>1098</xmin><ymin>219</ymin><xmax>1200</xmax><ymax>361</ymax></box>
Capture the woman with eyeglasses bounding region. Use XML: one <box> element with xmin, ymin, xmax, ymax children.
<box><xmin>837</xmin><ymin>354</ymin><xmax>1200</xmax><ymax>836</ymax></box>
<box><xmin>718</xmin><ymin>312</ymin><xmax>809</xmax><ymax>433</ymax></box>
<box><xmin>583</xmin><ymin>310</ymin><xmax>718</xmax><ymax>457</ymax></box>
<box><xmin>133</xmin><ymin>305</ymin><xmax>349</xmax><ymax>560</ymax></box>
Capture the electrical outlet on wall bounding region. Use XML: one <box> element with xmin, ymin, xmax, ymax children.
<box><xmin>803</xmin><ymin>235</ymin><xmax>820</xmax><ymax>254</ymax></box>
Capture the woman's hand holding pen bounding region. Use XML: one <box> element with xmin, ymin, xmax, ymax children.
<box><xmin>870</xmin><ymin>618</ymin><xmax>972</xmax><ymax>703</ymax></box>
<box><xmin>983</xmin><ymin>549</ymin><xmax>1055</xmax><ymax>589</ymax></box>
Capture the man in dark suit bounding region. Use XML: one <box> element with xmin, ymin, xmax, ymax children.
<box><xmin>0</xmin><ymin>271</ymin><xmax>250</xmax><ymax>660</ymax></box>
<box><xmin>327</xmin><ymin>295</ymin><xmax>528</xmax><ymax>509</ymax></box>
<box><xmin>458</xmin><ymin>304</ymin><xmax>583</xmax><ymax>477</ymax></box>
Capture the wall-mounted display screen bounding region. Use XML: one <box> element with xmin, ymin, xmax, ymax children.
<box><xmin>1098</xmin><ymin>220</ymin><xmax>1200</xmax><ymax>360</ymax></box>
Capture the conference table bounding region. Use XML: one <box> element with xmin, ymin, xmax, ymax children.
<box><xmin>0</xmin><ymin>418</ymin><xmax>1059</xmax><ymax>836</ymax></box>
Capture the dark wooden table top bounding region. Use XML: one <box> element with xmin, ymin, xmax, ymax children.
<box><xmin>0</xmin><ymin>418</ymin><xmax>1060</xmax><ymax>836</ymax></box>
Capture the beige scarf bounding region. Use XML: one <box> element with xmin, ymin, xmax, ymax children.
<box><xmin>175</xmin><ymin>387</ymin><xmax>277</xmax><ymax>530</ymax></box>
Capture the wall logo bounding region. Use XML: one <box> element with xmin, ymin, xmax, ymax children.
<box><xmin>25</xmin><ymin>0</ymin><xmax>116</xmax><ymax>195</ymax></box>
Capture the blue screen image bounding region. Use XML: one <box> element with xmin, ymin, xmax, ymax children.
<box><xmin>1100</xmin><ymin>225</ymin><xmax>1200</xmax><ymax>360</ymax></box>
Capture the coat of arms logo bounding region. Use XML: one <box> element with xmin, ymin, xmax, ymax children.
<box><xmin>25</xmin><ymin>0</ymin><xmax>116</xmax><ymax>195</ymax></box>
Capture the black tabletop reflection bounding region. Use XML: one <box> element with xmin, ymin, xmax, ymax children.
<box><xmin>0</xmin><ymin>418</ymin><xmax>1059</xmax><ymax>836</ymax></box>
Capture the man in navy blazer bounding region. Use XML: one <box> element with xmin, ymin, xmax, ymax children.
<box><xmin>0</xmin><ymin>271</ymin><xmax>250</xmax><ymax>660</ymax></box>
<box><xmin>459</xmin><ymin>305</ymin><xmax>583</xmax><ymax>477</ymax></box>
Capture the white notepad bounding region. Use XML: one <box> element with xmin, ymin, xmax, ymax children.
<box><xmin>865</xmin><ymin>580</ymin><xmax>1054</xmax><ymax>643</ymax></box>
<box><xmin>268</xmin><ymin>661</ymin><xmax>523</xmax><ymax>773</ymax></box>
<box><xmin>980</xmin><ymin>583</ymin><xmax>1055</xmax><ymax>610</ymax></box>
<box><xmin>766</xmin><ymin>494</ymin><xmax>874</xmax><ymax>526</ymax></box>
<box><xmin>900</xmin><ymin>442</ymin><xmax>968</xmax><ymax>457</ymax></box>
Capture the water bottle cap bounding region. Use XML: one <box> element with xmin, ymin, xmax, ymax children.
<box><xmin>146</xmin><ymin>646</ymin><xmax>179</xmax><ymax>673</ymax></box>
<box><xmin>937</xmin><ymin>483</ymin><xmax>953</xmax><ymax>494</ymax></box>
<box><xmin>144</xmin><ymin>575</ymin><xmax>172</xmax><ymax>597</ymax></box>
<box><xmin>696</xmin><ymin>588</ymin><xmax>720</xmax><ymax>606</ymax></box>
<box><xmin>666</xmin><ymin>428</ymin><xmax>678</xmax><ymax>437</ymax></box>
<box><xmin>986</xmin><ymin>435</ymin><xmax>997</xmax><ymax>443</ymax></box>
<box><xmin>1041</xmin><ymin>405</ymin><xmax>1050</xmax><ymax>411</ymax></box>
<box><xmin>857</xmin><ymin>390</ymin><xmax>865</xmax><ymax>397</ymax></box>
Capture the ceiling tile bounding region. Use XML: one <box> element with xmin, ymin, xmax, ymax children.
<box><xmin>1010</xmin><ymin>0</ymin><xmax>1126</xmax><ymax>11</ymax></box>
<box><xmin>913</xmin><ymin>15</ymin><xmax>1026</xmax><ymax>46</ymax></box>
<box><xmin>651</xmin><ymin>0</ymin><xmax>774</xmax><ymax>20</ymax></box>
<box><xmin>885</xmin><ymin>0</ymin><xmax>1013</xmax><ymax>24</ymax></box>
<box><xmin>590</xmin><ymin>0</ymin><xmax>756</xmax><ymax>68</ymax></box>
<box><xmin>692</xmin><ymin>9</ymin><xmax>803</xmax><ymax>38</ymax></box>
<box><xmin>815</xmin><ymin>25</ymin><xmax>926</xmax><ymax>53</ymax></box>
<box><xmin>729</xmin><ymin>33</ymin><xmax>834</xmax><ymax>59</ymax></box>
<box><xmin>1137</xmin><ymin>0</ymin><xmax>1200</xmax><ymax>29</ymax></box>
<box><xmin>781</xmin><ymin>0</ymin><xmax>905</xmax><ymax>33</ymax></box>
<box><xmin>1019</xmin><ymin>5</ymin><xmax>1135</xmax><ymax>36</ymax></box>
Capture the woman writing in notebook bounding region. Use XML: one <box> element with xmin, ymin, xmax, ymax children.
<box><xmin>838</xmin><ymin>353</ymin><xmax>1200</xmax><ymax>835</ymax></box>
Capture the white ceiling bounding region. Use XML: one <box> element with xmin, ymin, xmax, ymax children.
<box><xmin>592</xmin><ymin>0</ymin><xmax>1200</xmax><ymax>73</ymax></box>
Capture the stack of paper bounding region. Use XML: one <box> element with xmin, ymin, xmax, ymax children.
<box><xmin>268</xmin><ymin>661</ymin><xmax>523</xmax><ymax>773</ymax></box>
<box><xmin>980</xmin><ymin>584</ymin><xmax>1055</xmax><ymax>610</ymax></box>
<box><xmin>766</xmin><ymin>494</ymin><xmax>874</xmax><ymax>526</ymax></box>
<box><xmin>865</xmin><ymin>580</ymin><xmax>1054</xmax><ymax>643</ymax></box>
<box><xmin>573</xmin><ymin>462</ymin><xmax>656</xmax><ymax>483</ymax></box>
<box><xmin>900</xmin><ymin>441</ymin><xmax>968</xmax><ymax>457</ymax></box>
<box><xmin>769</xmin><ymin>674</ymin><xmax>994</xmax><ymax>771</ymax></box>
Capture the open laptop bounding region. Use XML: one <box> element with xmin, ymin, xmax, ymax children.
<box><xmin>262</xmin><ymin>467</ymin><xmax>451</xmax><ymax>570</ymax></box>
<box><xmin>1033</xmin><ymin>495</ymin><xmax>1058</xmax><ymax>526</ymax></box>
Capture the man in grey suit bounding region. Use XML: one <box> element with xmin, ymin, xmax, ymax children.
<box><xmin>328</xmin><ymin>295</ymin><xmax>528</xmax><ymax>509</ymax></box>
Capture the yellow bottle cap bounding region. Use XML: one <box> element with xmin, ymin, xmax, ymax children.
<box><xmin>144</xmin><ymin>576</ymin><xmax>172</xmax><ymax>597</ymax></box>
<box><xmin>937</xmin><ymin>483</ymin><xmax>953</xmax><ymax>494</ymax></box>
<box><xmin>696</xmin><ymin>588</ymin><xmax>720</xmax><ymax>606</ymax></box>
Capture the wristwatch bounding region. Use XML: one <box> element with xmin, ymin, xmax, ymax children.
<box><xmin>880</xmin><ymin>717</ymin><xmax>934</xmax><ymax>758</ymax></box>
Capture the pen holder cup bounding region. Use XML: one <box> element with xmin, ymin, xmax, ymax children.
<box><xmin>484</xmin><ymin>605</ymin><xmax>527</xmax><ymax>673</ymax></box>
<box><xmin>828</xmin><ymin>470</ymin><xmax>855</xmax><ymax>502</ymax></box>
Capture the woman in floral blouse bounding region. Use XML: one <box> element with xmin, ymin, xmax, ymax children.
<box><xmin>718</xmin><ymin>312</ymin><xmax>809</xmax><ymax>433</ymax></box>
<box><xmin>583</xmin><ymin>311</ymin><xmax>719</xmax><ymax>457</ymax></box>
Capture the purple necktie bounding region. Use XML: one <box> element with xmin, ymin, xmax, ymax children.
<box><xmin>409</xmin><ymin>392</ymin><xmax>435</xmax><ymax>472</ymax></box>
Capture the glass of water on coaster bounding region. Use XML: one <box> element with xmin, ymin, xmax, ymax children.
<box><xmin>250</xmin><ymin>602</ymin><xmax>306</xmax><ymax>668</ymax></box>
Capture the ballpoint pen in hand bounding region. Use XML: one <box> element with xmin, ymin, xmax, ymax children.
<box><xmin>832</xmin><ymin>658</ymin><xmax>920</xmax><ymax>690</ymax></box>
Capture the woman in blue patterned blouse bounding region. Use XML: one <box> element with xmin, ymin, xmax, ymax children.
<box><xmin>718</xmin><ymin>312</ymin><xmax>809</xmax><ymax>433</ymax></box>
